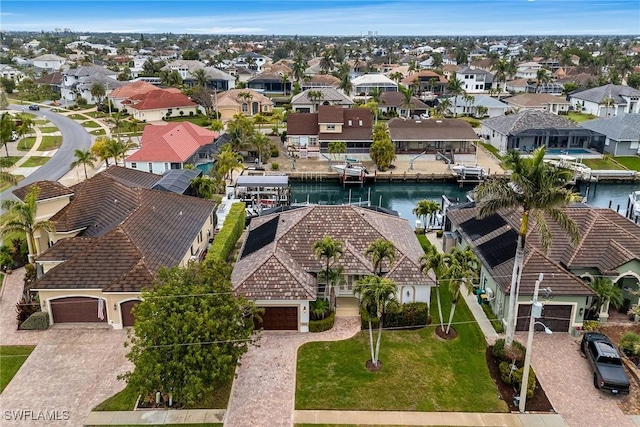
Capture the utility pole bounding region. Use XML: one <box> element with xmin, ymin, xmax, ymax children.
<box><xmin>519</xmin><ymin>273</ymin><xmax>544</xmax><ymax>413</ymax></box>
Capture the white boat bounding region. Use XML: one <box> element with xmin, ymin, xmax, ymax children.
<box><xmin>627</xmin><ymin>190</ymin><xmax>640</xmax><ymax>220</ymax></box>
<box><xmin>451</xmin><ymin>164</ymin><xmax>486</xmax><ymax>178</ymax></box>
<box><xmin>333</xmin><ymin>158</ymin><xmax>369</xmax><ymax>177</ymax></box>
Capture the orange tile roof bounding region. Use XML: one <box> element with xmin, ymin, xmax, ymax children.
<box><xmin>126</xmin><ymin>89</ymin><xmax>197</xmax><ymax>111</ymax></box>
<box><xmin>109</xmin><ymin>80</ymin><xmax>161</xmax><ymax>99</ymax></box>
<box><xmin>126</xmin><ymin>122</ymin><xmax>218</xmax><ymax>162</ymax></box>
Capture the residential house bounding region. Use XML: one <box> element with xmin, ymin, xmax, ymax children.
<box><xmin>481</xmin><ymin>110</ymin><xmax>599</xmax><ymax>154</ymax></box>
<box><xmin>285</xmin><ymin>112</ymin><xmax>320</xmax><ymax>159</ymax></box>
<box><xmin>568</xmin><ymin>84</ymin><xmax>640</xmax><ymax>117</ymax></box>
<box><xmin>351</xmin><ymin>74</ymin><xmax>398</xmax><ymax>97</ymax></box>
<box><xmin>223</xmin><ymin>65</ymin><xmax>255</xmax><ymax>84</ymax></box>
<box><xmin>108</xmin><ymin>80</ymin><xmax>161</xmax><ymax>111</ymax></box>
<box><xmin>505</xmin><ymin>78</ymin><xmax>530</xmax><ymax>94</ymax></box>
<box><xmin>300</xmin><ymin>74</ymin><xmax>341</xmax><ymax>90</ymax></box>
<box><xmin>502</xmin><ymin>93</ymin><xmax>570</xmax><ymax>115</ymax></box>
<box><xmin>235</xmin><ymin>52</ymin><xmax>270</xmax><ymax>72</ymax></box>
<box><xmin>27</xmin><ymin>167</ymin><xmax>216</xmax><ymax>329</ymax></box>
<box><xmin>387</xmin><ymin>117</ymin><xmax>478</xmax><ymax>153</ymax></box>
<box><xmin>124</xmin><ymin>122</ymin><xmax>219</xmax><ymax>174</ymax></box>
<box><xmin>400</xmin><ymin>70</ymin><xmax>448</xmax><ymax>97</ymax></box>
<box><xmin>579</xmin><ymin>113</ymin><xmax>640</xmax><ymax>156</ymax></box>
<box><xmin>445</xmin><ymin>203</ymin><xmax>639</xmax><ymax>331</ymax></box>
<box><xmin>32</xmin><ymin>54</ymin><xmax>66</xmax><ymax>71</ymax></box>
<box><xmin>447</xmin><ymin>95</ymin><xmax>509</xmax><ymax>118</ymax></box>
<box><xmin>514</xmin><ymin>61</ymin><xmax>544</xmax><ymax>80</ymax></box>
<box><xmin>123</xmin><ymin>88</ymin><xmax>201</xmax><ymax>122</ymax></box>
<box><xmin>231</xmin><ymin>205</ymin><xmax>435</xmax><ymax>331</ymax></box>
<box><xmin>291</xmin><ymin>87</ymin><xmax>353</xmax><ymax>113</ymax></box>
<box><xmin>379</xmin><ymin>91</ymin><xmax>429</xmax><ymax>118</ymax></box>
<box><xmin>34</xmin><ymin>72</ymin><xmax>63</xmax><ymax>96</ymax></box>
<box><xmin>213</xmin><ymin>88</ymin><xmax>274</xmax><ymax>120</ymax></box>
<box><xmin>163</xmin><ymin>60</ymin><xmax>236</xmax><ymax>91</ymax></box>
<box><xmin>247</xmin><ymin>72</ymin><xmax>292</xmax><ymax>94</ymax></box>
<box><xmin>0</xmin><ymin>64</ymin><xmax>25</xmax><ymax>82</ymax></box>
<box><xmin>455</xmin><ymin>67</ymin><xmax>494</xmax><ymax>94</ymax></box>
<box><xmin>61</xmin><ymin>65</ymin><xmax>124</xmax><ymax>105</ymax></box>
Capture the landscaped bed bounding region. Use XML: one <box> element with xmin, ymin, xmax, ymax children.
<box><xmin>0</xmin><ymin>345</ymin><xmax>35</xmax><ymax>392</ymax></box>
<box><xmin>296</xmin><ymin>284</ymin><xmax>508</xmax><ymax>413</ymax></box>
<box><xmin>38</xmin><ymin>136</ymin><xmax>62</xmax><ymax>150</ymax></box>
<box><xmin>21</xmin><ymin>156</ymin><xmax>50</xmax><ymax>167</ymax></box>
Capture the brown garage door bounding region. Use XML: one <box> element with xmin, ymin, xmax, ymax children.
<box><xmin>256</xmin><ymin>307</ymin><xmax>298</xmax><ymax>330</ymax></box>
<box><xmin>120</xmin><ymin>300</ymin><xmax>140</xmax><ymax>327</ymax></box>
<box><xmin>50</xmin><ymin>297</ymin><xmax>107</xmax><ymax>323</ymax></box>
<box><xmin>516</xmin><ymin>304</ymin><xmax>572</xmax><ymax>332</ymax></box>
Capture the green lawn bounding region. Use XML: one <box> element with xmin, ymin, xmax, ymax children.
<box><xmin>166</xmin><ymin>115</ymin><xmax>213</xmax><ymax>127</ymax></box>
<box><xmin>1</xmin><ymin>156</ymin><xmax>21</xmax><ymax>167</ymax></box>
<box><xmin>567</xmin><ymin>112</ymin><xmax>597</xmax><ymax>123</ymax></box>
<box><xmin>1</xmin><ymin>345</ymin><xmax>35</xmax><ymax>392</ymax></box>
<box><xmin>295</xmin><ymin>282</ymin><xmax>507</xmax><ymax>413</ymax></box>
<box><xmin>90</xmin><ymin>129</ymin><xmax>107</xmax><ymax>136</ymax></box>
<box><xmin>68</xmin><ymin>114</ymin><xmax>88</xmax><ymax>120</ymax></box>
<box><xmin>81</xmin><ymin>121</ymin><xmax>101</xmax><ymax>128</ymax></box>
<box><xmin>0</xmin><ymin>175</ymin><xmax>24</xmax><ymax>192</ymax></box>
<box><xmin>39</xmin><ymin>127</ymin><xmax>59</xmax><ymax>134</ymax></box>
<box><xmin>33</xmin><ymin>119</ymin><xmax>49</xmax><ymax>125</ymax></box>
<box><xmin>16</xmin><ymin>137</ymin><xmax>36</xmax><ymax>151</ymax></box>
<box><xmin>21</xmin><ymin>156</ymin><xmax>50</xmax><ymax>167</ymax></box>
<box><xmin>615</xmin><ymin>156</ymin><xmax>640</xmax><ymax>171</ymax></box>
<box><xmin>480</xmin><ymin>142</ymin><xmax>501</xmax><ymax>160</ymax></box>
<box><xmin>94</xmin><ymin>375</ymin><xmax>233</xmax><ymax>411</ymax></box>
<box><xmin>85</xmin><ymin>111</ymin><xmax>106</xmax><ymax>118</ymax></box>
<box><xmin>39</xmin><ymin>136</ymin><xmax>62</xmax><ymax>150</ymax></box>
<box><xmin>582</xmin><ymin>158</ymin><xmax>625</xmax><ymax>170</ymax></box>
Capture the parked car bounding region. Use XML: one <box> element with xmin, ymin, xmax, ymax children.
<box><xmin>28</xmin><ymin>104</ymin><xmax>39</xmax><ymax>111</ymax></box>
<box><xmin>11</xmin><ymin>131</ymin><xmax>19</xmax><ymax>141</ymax></box>
<box><xmin>581</xmin><ymin>332</ymin><xmax>630</xmax><ymax>395</ymax></box>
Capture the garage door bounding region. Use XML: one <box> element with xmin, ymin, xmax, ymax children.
<box><xmin>516</xmin><ymin>304</ymin><xmax>572</xmax><ymax>332</ymax></box>
<box><xmin>256</xmin><ymin>307</ymin><xmax>298</xmax><ymax>330</ymax></box>
<box><xmin>50</xmin><ymin>297</ymin><xmax>107</xmax><ymax>323</ymax></box>
<box><xmin>120</xmin><ymin>300</ymin><xmax>140</xmax><ymax>327</ymax></box>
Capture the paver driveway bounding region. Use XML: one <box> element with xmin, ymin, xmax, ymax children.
<box><xmin>526</xmin><ymin>332</ymin><xmax>634</xmax><ymax>427</ymax></box>
<box><xmin>0</xmin><ymin>269</ymin><xmax>131</xmax><ymax>426</ymax></box>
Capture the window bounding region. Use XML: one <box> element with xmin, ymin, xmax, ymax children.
<box><xmin>309</xmin><ymin>137</ymin><xmax>317</xmax><ymax>146</ymax></box>
<box><xmin>290</xmin><ymin>136</ymin><xmax>300</xmax><ymax>145</ymax></box>
<box><xmin>242</xmin><ymin>103</ymin><xmax>248</xmax><ymax>113</ymax></box>
<box><xmin>148</xmin><ymin>162</ymin><xmax>153</xmax><ymax>173</ymax></box>
<box><xmin>326</xmin><ymin>124</ymin><xmax>335</xmax><ymax>130</ymax></box>
<box><xmin>131</xmin><ymin>162</ymin><xmax>137</xmax><ymax>169</ymax></box>
<box><xmin>164</xmin><ymin>162</ymin><xmax>169</xmax><ymax>171</ymax></box>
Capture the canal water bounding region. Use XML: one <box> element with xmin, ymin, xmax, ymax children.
<box><xmin>290</xmin><ymin>181</ymin><xmax>639</xmax><ymax>226</ymax></box>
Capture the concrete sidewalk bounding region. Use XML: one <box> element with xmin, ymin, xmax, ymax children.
<box><xmin>84</xmin><ymin>409</ymin><xmax>225</xmax><ymax>425</ymax></box>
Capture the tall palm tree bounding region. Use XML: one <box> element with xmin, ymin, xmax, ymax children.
<box><xmin>312</xmin><ymin>235</ymin><xmax>344</xmax><ymax>303</ymax></box>
<box><xmin>1</xmin><ymin>112</ymin><xmax>13</xmax><ymax>157</ymax></box>
<box><xmin>191</xmin><ymin>68</ymin><xmax>208</xmax><ymax>88</ymax></box>
<box><xmin>70</xmin><ymin>148</ymin><xmax>97</xmax><ymax>180</ymax></box>
<box><xmin>319</xmin><ymin>51</ymin><xmax>334</xmax><ymax>74</ymax></box>
<box><xmin>306</xmin><ymin>90</ymin><xmax>323</xmax><ymax>113</ymax></box>
<box><xmin>365</xmin><ymin>238</ymin><xmax>396</xmax><ymax>276</ymax></box>
<box><xmin>443</xmin><ymin>246</ymin><xmax>478</xmax><ymax>334</ymax></box>
<box><xmin>535</xmin><ymin>69</ymin><xmax>550</xmax><ymax>93</ymax></box>
<box><xmin>474</xmin><ymin>147</ymin><xmax>582</xmax><ymax>347</ymax></box>
<box><xmin>1</xmin><ymin>186</ymin><xmax>54</xmax><ymax>263</ymax></box>
<box><xmin>251</xmin><ymin>132</ymin><xmax>271</xmax><ymax>167</ymax></box>
<box><xmin>421</xmin><ymin>245</ymin><xmax>447</xmax><ymax>334</ymax></box>
<box><xmin>398</xmin><ymin>85</ymin><xmax>414</xmax><ymax>118</ymax></box>
<box><xmin>353</xmin><ymin>275</ymin><xmax>398</xmax><ymax>368</ymax></box>
<box><xmin>213</xmin><ymin>144</ymin><xmax>244</xmax><ymax>181</ymax></box>
<box><xmin>589</xmin><ymin>277</ymin><xmax>623</xmax><ymax>317</ymax></box>
<box><xmin>292</xmin><ymin>54</ymin><xmax>307</xmax><ymax>83</ymax></box>
<box><xmin>280</xmin><ymin>73</ymin><xmax>290</xmax><ymax>95</ymax></box>
<box><xmin>413</xmin><ymin>199</ymin><xmax>440</xmax><ymax>230</ymax></box>
<box><xmin>90</xmin><ymin>82</ymin><xmax>106</xmax><ymax>105</ymax></box>
<box><xmin>446</xmin><ymin>78</ymin><xmax>466</xmax><ymax>118</ymax></box>
<box><xmin>0</xmin><ymin>157</ymin><xmax>17</xmax><ymax>185</ymax></box>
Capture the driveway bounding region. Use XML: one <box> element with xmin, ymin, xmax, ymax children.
<box><xmin>527</xmin><ymin>332</ymin><xmax>634</xmax><ymax>427</ymax></box>
<box><xmin>224</xmin><ymin>317</ymin><xmax>361</xmax><ymax>427</ymax></box>
<box><xmin>0</xmin><ymin>269</ymin><xmax>131</xmax><ymax>426</ymax></box>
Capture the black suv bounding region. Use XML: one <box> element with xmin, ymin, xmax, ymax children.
<box><xmin>28</xmin><ymin>104</ymin><xmax>40</xmax><ymax>111</ymax></box>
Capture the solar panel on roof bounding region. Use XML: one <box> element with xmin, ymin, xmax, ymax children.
<box><xmin>478</xmin><ymin>229</ymin><xmax>518</xmax><ymax>268</ymax></box>
<box><xmin>460</xmin><ymin>214</ymin><xmax>506</xmax><ymax>241</ymax></box>
<box><xmin>240</xmin><ymin>215</ymin><xmax>279</xmax><ymax>259</ymax></box>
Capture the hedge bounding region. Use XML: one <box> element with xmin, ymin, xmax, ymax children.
<box><xmin>207</xmin><ymin>202</ymin><xmax>246</xmax><ymax>263</ymax></box>
<box><xmin>309</xmin><ymin>312</ymin><xmax>335</xmax><ymax>332</ymax></box>
<box><xmin>19</xmin><ymin>311</ymin><xmax>50</xmax><ymax>330</ymax></box>
<box><xmin>361</xmin><ymin>302</ymin><xmax>429</xmax><ymax>330</ymax></box>
<box><xmin>492</xmin><ymin>338</ymin><xmax>527</xmax><ymax>361</ymax></box>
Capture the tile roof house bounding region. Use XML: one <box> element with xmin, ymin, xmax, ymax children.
<box><xmin>32</xmin><ymin>54</ymin><xmax>66</xmax><ymax>71</ymax></box>
<box><xmin>379</xmin><ymin>91</ymin><xmax>429</xmax><ymax>118</ymax></box>
<box><xmin>29</xmin><ymin>167</ymin><xmax>216</xmax><ymax>329</ymax></box>
<box><xmin>124</xmin><ymin>122</ymin><xmax>219</xmax><ymax>174</ymax></box>
<box><xmin>300</xmin><ymin>74</ymin><xmax>341</xmax><ymax>90</ymax></box>
<box><xmin>502</xmin><ymin>93</ymin><xmax>570</xmax><ymax>115</ymax></box>
<box><xmin>579</xmin><ymin>113</ymin><xmax>640</xmax><ymax>156</ymax></box>
<box><xmin>446</xmin><ymin>203</ymin><xmax>639</xmax><ymax>331</ymax></box>
<box><xmin>108</xmin><ymin>80</ymin><xmax>161</xmax><ymax>111</ymax></box>
<box><xmin>400</xmin><ymin>70</ymin><xmax>448</xmax><ymax>97</ymax></box>
<box><xmin>247</xmin><ymin>72</ymin><xmax>292</xmax><ymax>94</ymax></box>
<box><xmin>232</xmin><ymin>205</ymin><xmax>435</xmax><ymax>331</ymax></box>
<box><xmin>568</xmin><ymin>84</ymin><xmax>640</xmax><ymax>117</ymax></box>
<box><xmin>213</xmin><ymin>88</ymin><xmax>274</xmax><ymax>120</ymax></box>
<box><xmin>480</xmin><ymin>110</ymin><xmax>600</xmax><ymax>154</ymax></box>
<box><xmin>61</xmin><ymin>65</ymin><xmax>125</xmax><ymax>105</ymax></box>
<box><xmin>351</xmin><ymin>74</ymin><xmax>398</xmax><ymax>97</ymax></box>
<box><xmin>447</xmin><ymin>95</ymin><xmax>510</xmax><ymax>118</ymax></box>
<box><xmin>291</xmin><ymin>87</ymin><xmax>353</xmax><ymax>113</ymax></box>
<box><xmin>285</xmin><ymin>112</ymin><xmax>320</xmax><ymax>159</ymax></box>
<box><xmin>388</xmin><ymin>117</ymin><xmax>478</xmax><ymax>154</ymax></box>
<box><xmin>123</xmin><ymin>88</ymin><xmax>201</xmax><ymax>122</ymax></box>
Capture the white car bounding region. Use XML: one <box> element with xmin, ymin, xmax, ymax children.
<box><xmin>11</xmin><ymin>131</ymin><xmax>19</xmax><ymax>141</ymax></box>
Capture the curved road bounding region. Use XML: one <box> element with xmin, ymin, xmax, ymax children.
<box><xmin>1</xmin><ymin>105</ymin><xmax>92</xmax><ymax>205</ymax></box>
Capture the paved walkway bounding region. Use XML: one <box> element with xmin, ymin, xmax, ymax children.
<box><xmin>85</xmin><ymin>409</ymin><xmax>225</xmax><ymax>425</ymax></box>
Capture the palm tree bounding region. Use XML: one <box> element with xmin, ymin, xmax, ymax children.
<box><xmin>280</xmin><ymin>73</ymin><xmax>290</xmax><ymax>95</ymax></box>
<box><xmin>213</xmin><ymin>144</ymin><xmax>244</xmax><ymax>181</ymax></box>
<box><xmin>312</xmin><ymin>235</ymin><xmax>344</xmax><ymax>302</ymax></box>
<box><xmin>420</xmin><ymin>246</ymin><xmax>447</xmax><ymax>334</ymax></box>
<box><xmin>353</xmin><ymin>275</ymin><xmax>398</xmax><ymax>368</ymax></box>
<box><xmin>443</xmin><ymin>246</ymin><xmax>478</xmax><ymax>334</ymax></box>
<box><xmin>474</xmin><ymin>147</ymin><xmax>582</xmax><ymax>347</ymax></box>
<box><xmin>1</xmin><ymin>186</ymin><xmax>54</xmax><ymax>263</ymax></box>
<box><xmin>389</xmin><ymin>71</ymin><xmax>404</xmax><ymax>85</ymax></box>
<box><xmin>446</xmin><ymin>78</ymin><xmax>466</xmax><ymax>118</ymax></box>
<box><xmin>90</xmin><ymin>82</ymin><xmax>106</xmax><ymax>105</ymax></box>
<box><xmin>105</xmin><ymin>138</ymin><xmax>137</xmax><ymax>165</ymax></box>
<box><xmin>319</xmin><ymin>51</ymin><xmax>334</xmax><ymax>74</ymax></box>
<box><xmin>1</xmin><ymin>112</ymin><xmax>13</xmax><ymax>157</ymax></box>
<box><xmin>365</xmin><ymin>238</ymin><xmax>396</xmax><ymax>276</ymax></box>
<box><xmin>535</xmin><ymin>69</ymin><xmax>550</xmax><ymax>93</ymax></box>
<box><xmin>70</xmin><ymin>148</ymin><xmax>97</xmax><ymax>180</ymax></box>
<box><xmin>190</xmin><ymin>175</ymin><xmax>218</xmax><ymax>199</ymax></box>
<box><xmin>398</xmin><ymin>85</ymin><xmax>414</xmax><ymax>118</ymax></box>
<box><xmin>16</xmin><ymin>114</ymin><xmax>34</xmax><ymax>149</ymax></box>
<box><xmin>292</xmin><ymin>54</ymin><xmax>307</xmax><ymax>83</ymax></box>
<box><xmin>328</xmin><ymin>140</ymin><xmax>346</xmax><ymax>162</ymax></box>
<box><xmin>589</xmin><ymin>277</ymin><xmax>623</xmax><ymax>317</ymax></box>
<box><xmin>412</xmin><ymin>199</ymin><xmax>440</xmax><ymax>231</ymax></box>
<box><xmin>251</xmin><ymin>132</ymin><xmax>271</xmax><ymax>167</ymax></box>
<box><xmin>192</xmin><ymin>68</ymin><xmax>208</xmax><ymax>88</ymax></box>
<box><xmin>0</xmin><ymin>157</ymin><xmax>17</xmax><ymax>185</ymax></box>
<box><xmin>306</xmin><ymin>90</ymin><xmax>323</xmax><ymax>113</ymax></box>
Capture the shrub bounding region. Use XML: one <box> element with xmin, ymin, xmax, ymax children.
<box><xmin>206</xmin><ymin>202</ymin><xmax>245</xmax><ymax>263</ymax></box>
<box><xmin>309</xmin><ymin>312</ymin><xmax>335</xmax><ymax>332</ymax></box>
<box><xmin>492</xmin><ymin>338</ymin><xmax>526</xmax><ymax>363</ymax></box>
<box><xmin>16</xmin><ymin>292</ymin><xmax>39</xmax><ymax>326</ymax></box>
<box><xmin>19</xmin><ymin>311</ymin><xmax>50</xmax><ymax>330</ymax></box>
<box><xmin>436</xmin><ymin>230</ymin><xmax>443</xmax><ymax>238</ymax></box>
<box><xmin>582</xmin><ymin>320</ymin><xmax>599</xmax><ymax>332</ymax></box>
<box><xmin>270</xmin><ymin>143</ymin><xmax>280</xmax><ymax>158</ymax></box>
<box><xmin>620</xmin><ymin>332</ymin><xmax>640</xmax><ymax>356</ymax></box>
<box><xmin>361</xmin><ymin>302</ymin><xmax>429</xmax><ymax>330</ymax></box>
<box><xmin>499</xmin><ymin>362</ymin><xmax>536</xmax><ymax>397</ymax></box>
<box><xmin>310</xmin><ymin>298</ymin><xmax>330</xmax><ymax>320</ymax></box>
<box><xmin>271</xmin><ymin>162</ymin><xmax>279</xmax><ymax>171</ymax></box>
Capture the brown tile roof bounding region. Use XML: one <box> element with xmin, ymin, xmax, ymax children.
<box><xmin>286</xmin><ymin>113</ymin><xmax>319</xmax><ymax>136</ymax></box>
<box><xmin>306</xmin><ymin>74</ymin><xmax>340</xmax><ymax>87</ymax></box>
<box><xmin>232</xmin><ymin>205</ymin><xmax>434</xmax><ymax>300</ymax></box>
<box><xmin>214</xmin><ymin>89</ymin><xmax>273</xmax><ymax>108</ymax></box>
<box><xmin>320</xmin><ymin>108</ymin><xmax>373</xmax><ymax>142</ymax></box>
<box><xmin>387</xmin><ymin>118</ymin><xmax>478</xmax><ymax>141</ymax></box>
<box><xmin>36</xmin><ymin>237</ymin><xmax>94</xmax><ymax>261</ymax></box>
<box><xmin>34</xmin><ymin>71</ymin><xmax>63</xmax><ymax>85</ymax></box>
<box><xmin>401</xmin><ymin>70</ymin><xmax>448</xmax><ymax>85</ymax></box>
<box><xmin>100</xmin><ymin>165</ymin><xmax>162</xmax><ymax>188</ymax></box>
<box><xmin>380</xmin><ymin>92</ymin><xmax>429</xmax><ymax>109</ymax></box>
<box><xmin>12</xmin><ymin>181</ymin><xmax>74</xmax><ymax>202</ymax></box>
<box><xmin>317</xmin><ymin>105</ymin><xmax>345</xmax><ymax>123</ymax></box>
<box><xmin>503</xmin><ymin>93</ymin><xmax>570</xmax><ymax>108</ymax></box>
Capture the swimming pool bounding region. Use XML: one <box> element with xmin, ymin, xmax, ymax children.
<box><xmin>546</xmin><ymin>148</ymin><xmax>592</xmax><ymax>155</ymax></box>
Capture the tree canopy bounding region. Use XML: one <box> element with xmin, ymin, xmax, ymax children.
<box><xmin>369</xmin><ymin>123</ymin><xmax>396</xmax><ymax>171</ymax></box>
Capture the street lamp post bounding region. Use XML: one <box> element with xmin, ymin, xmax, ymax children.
<box><xmin>519</xmin><ymin>273</ymin><xmax>552</xmax><ymax>413</ymax></box>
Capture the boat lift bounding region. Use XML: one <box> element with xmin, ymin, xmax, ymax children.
<box><xmin>409</xmin><ymin>151</ymin><xmax>426</xmax><ymax>171</ymax></box>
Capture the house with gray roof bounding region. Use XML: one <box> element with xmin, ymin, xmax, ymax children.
<box><xmin>291</xmin><ymin>87</ymin><xmax>353</xmax><ymax>113</ymax></box>
<box><xmin>447</xmin><ymin>95</ymin><xmax>509</xmax><ymax>118</ymax></box>
<box><xmin>568</xmin><ymin>84</ymin><xmax>640</xmax><ymax>117</ymax></box>
<box><xmin>61</xmin><ymin>65</ymin><xmax>124</xmax><ymax>105</ymax></box>
<box><xmin>480</xmin><ymin>110</ymin><xmax>599</xmax><ymax>154</ymax></box>
<box><xmin>455</xmin><ymin>67</ymin><xmax>494</xmax><ymax>94</ymax></box>
<box><xmin>231</xmin><ymin>205</ymin><xmax>435</xmax><ymax>331</ymax></box>
<box><xmin>23</xmin><ymin>167</ymin><xmax>216</xmax><ymax>329</ymax></box>
<box><xmin>445</xmin><ymin>203</ymin><xmax>640</xmax><ymax>332</ymax></box>
<box><xmin>579</xmin><ymin>113</ymin><xmax>640</xmax><ymax>156</ymax></box>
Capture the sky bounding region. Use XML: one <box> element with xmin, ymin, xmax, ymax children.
<box><xmin>1</xmin><ymin>0</ymin><xmax>639</xmax><ymax>36</ymax></box>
